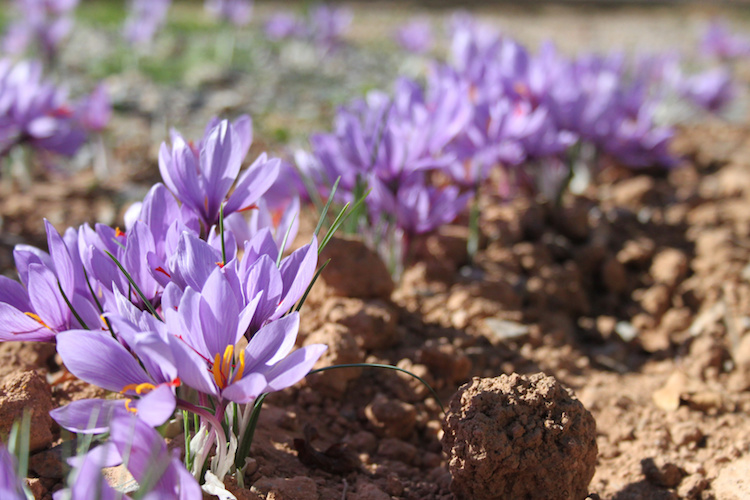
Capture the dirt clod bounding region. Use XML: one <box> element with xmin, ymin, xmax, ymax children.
<box><xmin>442</xmin><ymin>373</ymin><xmax>597</xmax><ymax>500</ymax></box>
<box><xmin>0</xmin><ymin>370</ymin><xmax>55</xmax><ymax>452</ymax></box>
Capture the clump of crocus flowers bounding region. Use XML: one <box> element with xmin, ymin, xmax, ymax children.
<box><xmin>264</xmin><ymin>4</ymin><xmax>352</xmax><ymax>54</ymax></box>
<box><xmin>283</xmin><ymin>14</ymin><xmax>741</xmax><ymax>269</ymax></box>
<box><xmin>0</xmin><ymin>114</ymin><xmax>326</xmax><ymax>498</ymax></box>
<box><xmin>2</xmin><ymin>0</ymin><xmax>79</xmax><ymax>64</ymax></box>
<box><xmin>0</xmin><ymin>57</ymin><xmax>110</xmax><ymax>167</ymax></box>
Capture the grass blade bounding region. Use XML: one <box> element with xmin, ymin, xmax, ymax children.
<box><xmin>104</xmin><ymin>251</ymin><xmax>163</xmax><ymax>321</ymax></box>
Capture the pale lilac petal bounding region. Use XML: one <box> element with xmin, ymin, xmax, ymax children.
<box><xmin>0</xmin><ymin>303</ymin><xmax>54</xmax><ymax>341</ymax></box>
<box><xmin>132</xmin><ymin>384</ymin><xmax>176</xmax><ymax>428</ymax></box>
<box><xmin>167</xmin><ymin>336</ymin><xmax>219</xmax><ymax>397</ymax></box>
<box><xmin>13</xmin><ymin>244</ymin><xmax>51</xmax><ymax>289</ymax></box>
<box><xmin>275</xmin><ymin>238</ymin><xmax>318</xmax><ymax>316</ymax></box>
<box><xmin>57</xmin><ymin>330</ymin><xmax>152</xmax><ymax>392</ymax></box>
<box><xmin>50</xmin><ymin>399</ymin><xmax>126</xmax><ymax>434</ymax></box>
<box><xmin>0</xmin><ymin>276</ymin><xmax>31</xmax><ymax>312</ymax></box>
<box><xmin>221</xmin><ymin>372</ymin><xmax>266</xmax><ymax>404</ymax></box>
<box><xmin>27</xmin><ymin>263</ymin><xmax>69</xmax><ymax>331</ymax></box>
<box><xmin>264</xmin><ymin>344</ymin><xmax>327</xmax><ymax>392</ymax></box>
<box><xmin>243</xmin><ymin>313</ymin><xmax>299</xmax><ymax>370</ymax></box>
<box><xmin>224</xmin><ymin>155</ymin><xmax>280</xmax><ymax>214</ymax></box>
<box><xmin>199</xmin><ymin>268</ymin><xmax>240</xmax><ymax>357</ymax></box>
<box><xmin>44</xmin><ymin>219</ymin><xmax>75</xmax><ymax>298</ymax></box>
<box><xmin>201</xmin><ymin>120</ymin><xmax>242</xmax><ymax>220</ymax></box>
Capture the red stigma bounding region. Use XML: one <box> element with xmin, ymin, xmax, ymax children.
<box><xmin>155</xmin><ymin>266</ymin><xmax>172</xmax><ymax>278</ymax></box>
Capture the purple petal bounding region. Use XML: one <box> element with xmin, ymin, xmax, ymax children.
<box><xmin>275</xmin><ymin>238</ymin><xmax>319</xmax><ymax>316</ymax></box>
<box><xmin>224</xmin><ymin>155</ymin><xmax>280</xmax><ymax>215</ymax></box>
<box><xmin>27</xmin><ymin>263</ymin><xmax>69</xmax><ymax>331</ymax></box>
<box><xmin>264</xmin><ymin>344</ymin><xmax>327</xmax><ymax>392</ymax></box>
<box><xmin>57</xmin><ymin>330</ymin><xmax>152</xmax><ymax>392</ymax></box>
<box><xmin>167</xmin><ymin>335</ymin><xmax>218</xmax><ymax>397</ymax></box>
<box><xmin>200</xmin><ymin>120</ymin><xmax>242</xmax><ymax>221</ymax></box>
<box><xmin>244</xmin><ymin>313</ymin><xmax>299</xmax><ymax>370</ymax></box>
<box><xmin>199</xmin><ymin>268</ymin><xmax>240</xmax><ymax>357</ymax></box>
<box><xmin>0</xmin><ymin>303</ymin><xmax>54</xmax><ymax>341</ymax></box>
<box><xmin>0</xmin><ymin>276</ymin><xmax>31</xmax><ymax>312</ymax></box>
<box><xmin>132</xmin><ymin>384</ymin><xmax>176</xmax><ymax>428</ymax></box>
<box><xmin>221</xmin><ymin>372</ymin><xmax>266</xmax><ymax>404</ymax></box>
<box><xmin>50</xmin><ymin>399</ymin><xmax>126</xmax><ymax>434</ymax></box>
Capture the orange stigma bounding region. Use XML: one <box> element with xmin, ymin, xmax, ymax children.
<box><xmin>24</xmin><ymin>312</ymin><xmax>50</xmax><ymax>329</ymax></box>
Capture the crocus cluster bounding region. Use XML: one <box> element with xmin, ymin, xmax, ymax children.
<box><xmin>2</xmin><ymin>0</ymin><xmax>79</xmax><ymax>63</ymax></box>
<box><xmin>123</xmin><ymin>0</ymin><xmax>172</xmax><ymax>47</ymax></box>
<box><xmin>286</xmin><ymin>14</ymin><xmax>740</xmax><ymax>265</ymax></box>
<box><xmin>205</xmin><ymin>0</ymin><xmax>253</xmax><ymax>28</ymax></box>
<box><xmin>264</xmin><ymin>4</ymin><xmax>352</xmax><ymax>53</ymax></box>
<box><xmin>0</xmin><ymin>58</ymin><xmax>110</xmax><ymax>163</ymax></box>
<box><xmin>700</xmin><ymin>18</ymin><xmax>750</xmax><ymax>62</ymax></box>
<box><xmin>0</xmin><ymin>115</ymin><xmax>325</xmax><ymax>497</ymax></box>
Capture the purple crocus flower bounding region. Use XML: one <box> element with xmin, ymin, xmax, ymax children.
<box><xmin>205</xmin><ymin>0</ymin><xmax>253</xmax><ymax>27</ymax></box>
<box><xmin>678</xmin><ymin>67</ymin><xmax>735</xmax><ymax>113</ymax></box>
<box><xmin>395</xmin><ymin>18</ymin><xmax>433</xmax><ymax>54</ymax></box>
<box><xmin>0</xmin><ymin>444</ymin><xmax>26</xmax><ymax>500</ymax></box>
<box><xmin>55</xmin><ymin>415</ymin><xmax>200</xmax><ymax>500</ymax></box>
<box><xmin>0</xmin><ymin>220</ymin><xmax>99</xmax><ymax>342</ymax></box>
<box><xmin>369</xmin><ymin>173</ymin><xmax>471</xmax><ymax>236</ymax></box>
<box><xmin>0</xmin><ymin>58</ymin><xmax>87</xmax><ymax>158</ymax></box>
<box><xmin>123</xmin><ymin>0</ymin><xmax>172</xmax><ymax>47</ymax></box>
<box><xmin>162</xmin><ymin>267</ymin><xmax>326</xmax><ymax>405</ymax></box>
<box><xmin>158</xmin><ymin>116</ymin><xmax>280</xmax><ymax>230</ymax></box>
<box><xmin>700</xmin><ymin>19</ymin><xmax>750</xmax><ymax>61</ymax></box>
<box><xmin>3</xmin><ymin>0</ymin><xmax>79</xmax><ymax>62</ymax></box>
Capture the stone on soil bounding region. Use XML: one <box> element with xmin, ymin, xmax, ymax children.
<box><xmin>0</xmin><ymin>370</ymin><xmax>55</xmax><ymax>452</ymax></box>
<box><xmin>442</xmin><ymin>373</ymin><xmax>597</xmax><ymax>500</ymax></box>
<box><xmin>315</xmin><ymin>236</ymin><xmax>394</xmax><ymax>300</ymax></box>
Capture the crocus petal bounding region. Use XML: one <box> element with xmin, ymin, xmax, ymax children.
<box><xmin>0</xmin><ymin>276</ymin><xmax>31</xmax><ymax>312</ymax></box>
<box><xmin>44</xmin><ymin>219</ymin><xmax>75</xmax><ymax>298</ymax></box>
<box><xmin>275</xmin><ymin>238</ymin><xmax>318</xmax><ymax>316</ymax></box>
<box><xmin>167</xmin><ymin>335</ymin><xmax>219</xmax><ymax>397</ymax></box>
<box><xmin>27</xmin><ymin>263</ymin><xmax>69</xmax><ymax>331</ymax></box>
<box><xmin>199</xmin><ymin>268</ymin><xmax>240</xmax><ymax>356</ymax></box>
<box><xmin>50</xmin><ymin>399</ymin><xmax>126</xmax><ymax>434</ymax></box>
<box><xmin>221</xmin><ymin>372</ymin><xmax>266</xmax><ymax>404</ymax></box>
<box><xmin>57</xmin><ymin>330</ymin><xmax>152</xmax><ymax>392</ymax></box>
<box><xmin>0</xmin><ymin>303</ymin><xmax>54</xmax><ymax>341</ymax></box>
<box><xmin>224</xmin><ymin>155</ymin><xmax>280</xmax><ymax>215</ymax></box>
<box><xmin>264</xmin><ymin>344</ymin><xmax>327</xmax><ymax>392</ymax></box>
<box><xmin>243</xmin><ymin>313</ymin><xmax>299</xmax><ymax>370</ymax></box>
<box><xmin>201</xmin><ymin>120</ymin><xmax>242</xmax><ymax>221</ymax></box>
<box><xmin>132</xmin><ymin>384</ymin><xmax>176</xmax><ymax>428</ymax></box>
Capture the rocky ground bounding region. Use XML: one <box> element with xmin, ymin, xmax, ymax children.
<box><xmin>3</xmin><ymin>2</ymin><xmax>750</xmax><ymax>499</ymax></box>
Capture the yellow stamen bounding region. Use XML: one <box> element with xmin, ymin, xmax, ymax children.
<box><xmin>212</xmin><ymin>352</ymin><xmax>225</xmax><ymax>389</ymax></box>
<box><xmin>121</xmin><ymin>383</ymin><xmax>137</xmax><ymax>394</ymax></box>
<box><xmin>234</xmin><ymin>351</ymin><xmax>245</xmax><ymax>382</ymax></box>
<box><xmin>221</xmin><ymin>345</ymin><xmax>234</xmax><ymax>376</ymax></box>
<box><xmin>135</xmin><ymin>382</ymin><xmax>156</xmax><ymax>395</ymax></box>
<box><xmin>124</xmin><ymin>399</ymin><xmax>137</xmax><ymax>414</ymax></box>
<box><xmin>24</xmin><ymin>312</ymin><xmax>50</xmax><ymax>329</ymax></box>
<box><xmin>115</xmin><ymin>227</ymin><xmax>125</xmax><ymax>238</ymax></box>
